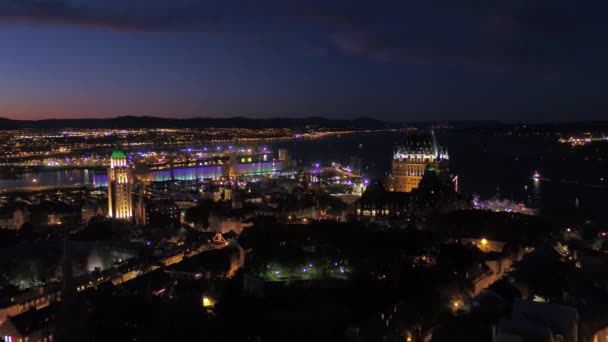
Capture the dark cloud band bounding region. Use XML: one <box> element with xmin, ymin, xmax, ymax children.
<box><xmin>0</xmin><ymin>0</ymin><xmax>220</xmax><ymax>32</ymax></box>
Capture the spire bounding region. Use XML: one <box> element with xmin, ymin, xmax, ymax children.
<box><xmin>110</xmin><ymin>134</ymin><xmax>127</xmax><ymax>159</ymax></box>
<box><xmin>111</xmin><ymin>142</ymin><xmax>127</xmax><ymax>159</ymax></box>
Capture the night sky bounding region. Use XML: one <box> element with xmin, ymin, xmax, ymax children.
<box><xmin>1</xmin><ymin>0</ymin><xmax>607</xmax><ymax>122</ymax></box>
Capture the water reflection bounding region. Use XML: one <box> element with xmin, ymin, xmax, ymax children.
<box><xmin>1</xmin><ymin>161</ymin><xmax>283</xmax><ymax>189</ymax></box>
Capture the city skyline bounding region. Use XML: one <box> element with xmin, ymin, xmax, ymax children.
<box><xmin>2</xmin><ymin>2</ymin><xmax>608</xmax><ymax>341</ymax></box>
<box><xmin>2</xmin><ymin>0</ymin><xmax>608</xmax><ymax>122</ymax></box>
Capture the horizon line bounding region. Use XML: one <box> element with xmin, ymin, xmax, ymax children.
<box><xmin>0</xmin><ymin>114</ymin><xmax>606</xmax><ymax>124</ymax></box>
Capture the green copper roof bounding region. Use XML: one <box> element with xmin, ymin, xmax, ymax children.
<box><xmin>111</xmin><ymin>150</ymin><xmax>127</xmax><ymax>159</ymax></box>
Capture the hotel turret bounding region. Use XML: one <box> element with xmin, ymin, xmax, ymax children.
<box><xmin>387</xmin><ymin>130</ymin><xmax>449</xmax><ymax>192</ymax></box>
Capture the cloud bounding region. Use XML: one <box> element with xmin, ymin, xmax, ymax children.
<box><xmin>286</xmin><ymin>2</ymin><xmax>372</xmax><ymax>30</ymax></box>
<box><xmin>1</xmin><ymin>0</ymin><xmax>606</xmax><ymax>75</ymax></box>
<box><xmin>330</xmin><ymin>30</ymin><xmax>512</xmax><ymax>72</ymax></box>
<box><xmin>292</xmin><ymin>45</ymin><xmax>329</xmax><ymax>57</ymax></box>
<box><xmin>0</xmin><ymin>0</ymin><xmax>220</xmax><ymax>32</ymax></box>
<box><xmin>294</xmin><ymin>1</ymin><xmax>608</xmax><ymax>74</ymax></box>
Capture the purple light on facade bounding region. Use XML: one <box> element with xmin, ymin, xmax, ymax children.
<box><xmin>93</xmin><ymin>174</ymin><xmax>108</xmax><ymax>187</ymax></box>
<box><xmin>236</xmin><ymin>161</ymin><xmax>283</xmax><ymax>175</ymax></box>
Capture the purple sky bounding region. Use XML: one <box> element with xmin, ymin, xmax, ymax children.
<box><xmin>1</xmin><ymin>0</ymin><xmax>607</xmax><ymax>122</ymax></box>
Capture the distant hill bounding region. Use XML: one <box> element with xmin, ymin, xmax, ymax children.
<box><xmin>0</xmin><ymin>116</ymin><xmax>390</xmax><ymax>130</ymax></box>
<box><xmin>454</xmin><ymin>120</ymin><xmax>608</xmax><ymax>135</ymax></box>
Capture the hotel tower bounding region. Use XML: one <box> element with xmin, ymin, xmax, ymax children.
<box><xmin>387</xmin><ymin>130</ymin><xmax>449</xmax><ymax>192</ymax></box>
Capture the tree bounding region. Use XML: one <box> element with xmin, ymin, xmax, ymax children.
<box><xmin>317</xmin><ymin>193</ymin><xmax>347</xmax><ymax>216</ymax></box>
<box><xmin>184</xmin><ymin>200</ymin><xmax>214</xmax><ymax>229</ymax></box>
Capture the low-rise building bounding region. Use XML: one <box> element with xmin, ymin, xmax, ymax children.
<box><xmin>0</xmin><ymin>304</ymin><xmax>55</xmax><ymax>342</ymax></box>
<box><xmin>0</xmin><ymin>208</ymin><xmax>29</xmax><ymax>230</ymax></box>
<box><xmin>494</xmin><ymin>299</ymin><xmax>579</xmax><ymax>342</ymax></box>
<box><xmin>141</xmin><ymin>199</ymin><xmax>180</xmax><ymax>227</ymax></box>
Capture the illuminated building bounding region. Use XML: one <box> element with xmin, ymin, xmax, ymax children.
<box><xmin>141</xmin><ymin>199</ymin><xmax>180</xmax><ymax>227</ymax></box>
<box><xmin>107</xmin><ymin>146</ymin><xmax>133</xmax><ymax>219</ymax></box>
<box><xmin>235</xmin><ymin>161</ymin><xmax>281</xmax><ymax>175</ymax></box>
<box><xmin>278</xmin><ymin>148</ymin><xmax>289</xmax><ymax>161</ymax></box>
<box><xmin>387</xmin><ymin>131</ymin><xmax>448</xmax><ymax>192</ymax></box>
<box><xmin>228</xmin><ymin>152</ymin><xmax>238</xmax><ymax>177</ymax></box>
<box><xmin>277</xmin><ymin>148</ymin><xmax>295</xmax><ymax>169</ymax></box>
<box><xmin>349</xmin><ymin>156</ymin><xmax>363</xmax><ymax>174</ymax></box>
<box><xmin>357</xmin><ymin>183</ymin><xmax>412</xmax><ymax>217</ymax></box>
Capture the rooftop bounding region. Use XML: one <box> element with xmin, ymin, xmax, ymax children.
<box><xmin>111</xmin><ymin>149</ymin><xmax>127</xmax><ymax>159</ymax></box>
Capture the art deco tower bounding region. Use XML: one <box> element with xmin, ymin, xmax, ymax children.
<box><xmin>108</xmin><ymin>146</ymin><xmax>133</xmax><ymax>219</ymax></box>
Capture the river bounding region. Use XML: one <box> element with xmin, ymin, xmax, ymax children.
<box><xmin>2</xmin><ymin>131</ymin><xmax>607</xmax><ymax>225</ymax></box>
